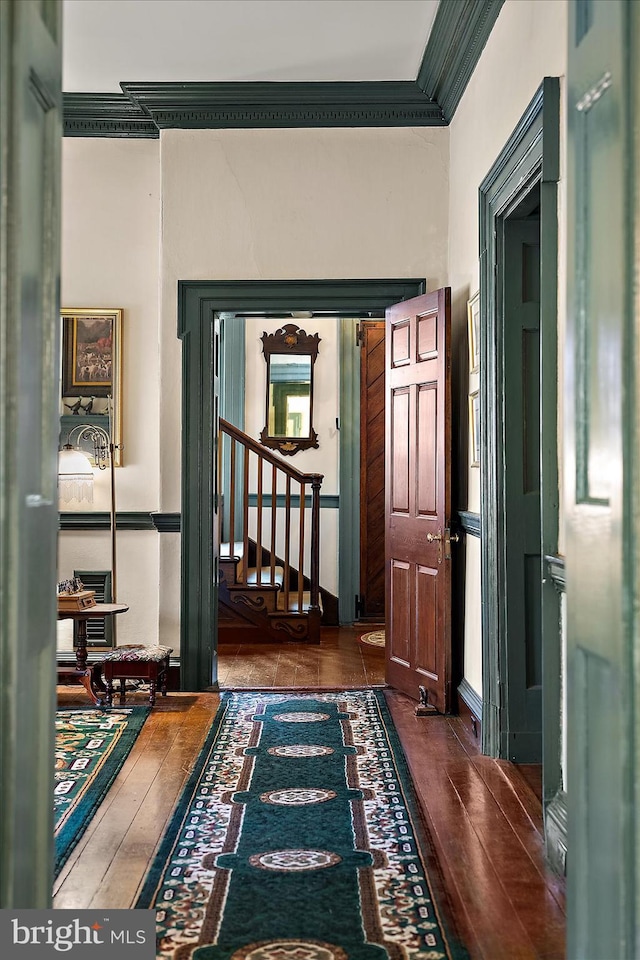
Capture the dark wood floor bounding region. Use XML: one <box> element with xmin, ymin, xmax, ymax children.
<box><xmin>56</xmin><ymin>626</ymin><xmax>565</xmax><ymax>959</ymax></box>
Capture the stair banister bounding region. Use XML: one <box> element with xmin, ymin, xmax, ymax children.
<box><xmin>218</xmin><ymin>418</ymin><xmax>324</xmax><ymax>637</ymax></box>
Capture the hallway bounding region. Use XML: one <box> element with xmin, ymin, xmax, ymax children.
<box><xmin>55</xmin><ymin>626</ymin><xmax>565</xmax><ymax>959</ymax></box>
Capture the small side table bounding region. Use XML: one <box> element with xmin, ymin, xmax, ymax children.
<box><xmin>57</xmin><ymin>602</ymin><xmax>129</xmax><ymax>705</ymax></box>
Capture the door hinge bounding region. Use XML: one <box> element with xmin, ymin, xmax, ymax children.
<box><xmin>355</xmin><ymin>594</ymin><xmax>365</xmax><ymax>618</ymax></box>
<box><xmin>355</xmin><ymin>323</ymin><xmax>364</xmax><ymax>346</ymax></box>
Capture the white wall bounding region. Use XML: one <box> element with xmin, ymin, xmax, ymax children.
<box><xmin>448</xmin><ymin>0</ymin><xmax>569</xmax><ymax>699</ymax></box>
<box><xmin>58</xmin><ymin>138</ymin><xmax>161</xmax><ymax>646</ymax></box>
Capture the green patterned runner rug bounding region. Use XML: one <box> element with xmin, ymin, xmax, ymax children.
<box><xmin>137</xmin><ymin>690</ymin><xmax>467</xmax><ymax>960</ymax></box>
<box><xmin>55</xmin><ymin>706</ymin><xmax>149</xmax><ymax>876</ymax></box>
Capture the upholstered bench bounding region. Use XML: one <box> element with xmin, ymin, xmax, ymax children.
<box><xmin>97</xmin><ymin>645</ymin><xmax>173</xmax><ymax>707</ymax></box>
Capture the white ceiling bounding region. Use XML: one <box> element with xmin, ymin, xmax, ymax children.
<box><xmin>62</xmin><ymin>0</ymin><xmax>440</xmax><ymax>92</ymax></box>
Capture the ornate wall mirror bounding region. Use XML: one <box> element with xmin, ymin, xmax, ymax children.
<box><xmin>260</xmin><ymin>323</ymin><xmax>320</xmax><ymax>455</ymax></box>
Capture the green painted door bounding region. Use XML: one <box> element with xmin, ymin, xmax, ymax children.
<box><xmin>566</xmin><ymin>1</ymin><xmax>637</xmax><ymax>954</ymax></box>
<box><xmin>0</xmin><ymin>0</ymin><xmax>62</xmax><ymax>906</ymax></box>
<box><xmin>503</xmin><ymin>214</ymin><xmax>542</xmax><ymax>762</ymax></box>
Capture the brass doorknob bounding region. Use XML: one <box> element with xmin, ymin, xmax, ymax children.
<box><xmin>449</xmin><ymin>532</ymin><xmax>460</xmax><ymax>544</ymax></box>
<box><xmin>426</xmin><ymin>532</ymin><xmax>442</xmax><ymax>542</ymax></box>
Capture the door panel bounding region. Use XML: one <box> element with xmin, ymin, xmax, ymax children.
<box><xmin>391</xmin><ymin>389</ymin><xmax>410</xmax><ymax>512</ymax></box>
<box><xmin>389</xmin><ymin>561</ymin><xmax>411</xmax><ymax>664</ymax></box>
<box><xmin>415</xmin><ymin>565</ymin><xmax>438</xmax><ymax>677</ymax></box>
<box><xmin>417</xmin><ymin>385</ymin><xmax>437</xmax><ymax>515</ymax></box>
<box><xmin>385</xmin><ymin>289</ymin><xmax>453</xmax><ymax>711</ymax></box>
<box><xmin>566</xmin><ymin>2</ymin><xmax>635</xmax><ymax>954</ymax></box>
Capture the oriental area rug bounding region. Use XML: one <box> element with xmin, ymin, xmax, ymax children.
<box><xmin>54</xmin><ymin>706</ymin><xmax>149</xmax><ymax>876</ymax></box>
<box><xmin>359</xmin><ymin>630</ymin><xmax>386</xmax><ymax>649</ymax></box>
<box><xmin>136</xmin><ymin>690</ymin><xmax>467</xmax><ymax>960</ymax></box>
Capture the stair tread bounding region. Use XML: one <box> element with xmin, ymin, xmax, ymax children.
<box><xmin>219</xmin><ymin>541</ymin><xmax>245</xmax><ymax>558</ymax></box>
<box><xmin>274</xmin><ymin>591</ymin><xmax>323</xmax><ymax>614</ymax></box>
<box><xmin>246</xmin><ymin>566</ymin><xmax>284</xmax><ymax>586</ymax></box>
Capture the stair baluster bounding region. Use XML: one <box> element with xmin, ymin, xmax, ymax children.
<box><xmin>218</xmin><ymin>418</ymin><xmax>324</xmax><ymax>642</ymax></box>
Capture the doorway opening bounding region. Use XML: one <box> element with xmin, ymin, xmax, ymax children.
<box><xmin>479</xmin><ymin>79</ymin><xmax>562</xmax><ymax>838</ymax></box>
<box><xmin>176</xmin><ymin>279</ymin><xmax>425</xmax><ymax>692</ymax></box>
<box><xmin>501</xmin><ymin>184</ymin><xmax>543</xmax><ymax>762</ymax></box>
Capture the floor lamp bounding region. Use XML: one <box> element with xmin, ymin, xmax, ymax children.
<box><xmin>58</xmin><ymin>404</ymin><xmax>120</xmax><ymax>641</ymax></box>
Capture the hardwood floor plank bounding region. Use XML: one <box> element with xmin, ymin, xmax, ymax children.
<box><xmin>54</xmin><ymin>633</ymin><xmax>565</xmax><ymax>959</ymax></box>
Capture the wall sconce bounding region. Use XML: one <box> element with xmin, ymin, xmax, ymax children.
<box><xmin>58</xmin><ymin>409</ymin><xmax>122</xmax><ymax>604</ymax></box>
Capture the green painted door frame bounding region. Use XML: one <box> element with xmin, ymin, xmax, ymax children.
<box><xmin>177</xmin><ymin>280</ymin><xmax>424</xmax><ymax>691</ymax></box>
<box><xmin>478</xmin><ymin>79</ymin><xmax>562</xmax><ymax>807</ymax></box>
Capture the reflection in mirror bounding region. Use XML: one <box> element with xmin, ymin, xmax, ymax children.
<box><xmin>268</xmin><ymin>355</ymin><xmax>311</xmax><ymax>438</ymax></box>
<box><xmin>260</xmin><ymin>324</ymin><xmax>320</xmax><ymax>455</ymax></box>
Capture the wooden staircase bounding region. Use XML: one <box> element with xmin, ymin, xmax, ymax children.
<box><xmin>217</xmin><ymin>419</ymin><xmax>323</xmax><ymax>643</ymax></box>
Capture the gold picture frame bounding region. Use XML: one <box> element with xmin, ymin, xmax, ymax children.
<box><xmin>60</xmin><ymin>308</ymin><xmax>123</xmax><ymax>466</ymax></box>
<box><xmin>469</xmin><ymin>389</ymin><xmax>480</xmax><ymax>468</ymax></box>
<box><xmin>467</xmin><ymin>291</ymin><xmax>480</xmax><ymax>373</ymax></box>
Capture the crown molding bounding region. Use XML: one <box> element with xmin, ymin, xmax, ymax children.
<box><xmin>122</xmin><ymin>80</ymin><xmax>444</xmax><ymax>131</ymax></box>
<box><xmin>62</xmin><ymin>0</ymin><xmax>503</xmax><ymax>137</ymax></box>
<box><xmin>417</xmin><ymin>0</ymin><xmax>505</xmax><ymax>122</ymax></box>
<box><xmin>63</xmin><ymin>82</ymin><xmax>443</xmax><ymax>137</ymax></box>
<box><xmin>63</xmin><ymin>93</ymin><xmax>159</xmax><ymax>138</ymax></box>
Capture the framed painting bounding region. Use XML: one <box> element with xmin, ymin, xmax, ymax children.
<box><xmin>60</xmin><ymin>308</ymin><xmax>123</xmax><ymax>465</ymax></box>
<box><xmin>467</xmin><ymin>291</ymin><xmax>480</xmax><ymax>373</ymax></box>
<box><xmin>469</xmin><ymin>389</ymin><xmax>480</xmax><ymax>467</ymax></box>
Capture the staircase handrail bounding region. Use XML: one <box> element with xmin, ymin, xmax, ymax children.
<box><xmin>220</xmin><ymin>418</ymin><xmax>323</xmax><ymax>485</ymax></box>
<box><xmin>218</xmin><ymin>417</ymin><xmax>324</xmax><ymax>620</ymax></box>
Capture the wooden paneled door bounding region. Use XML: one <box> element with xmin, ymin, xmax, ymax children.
<box><xmin>566</xmin><ymin>1</ymin><xmax>638</xmax><ymax>955</ymax></box>
<box><xmin>359</xmin><ymin>321</ymin><xmax>386</xmax><ymax>621</ymax></box>
<box><xmin>385</xmin><ymin>289</ymin><xmax>453</xmax><ymax>712</ymax></box>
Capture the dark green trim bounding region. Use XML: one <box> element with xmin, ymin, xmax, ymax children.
<box><xmin>178</xmin><ymin>279</ymin><xmax>426</xmax><ymax>317</ymax></box>
<box><xmin>181</xmin><ymin>280</ymin><xmax>426</xmax><ymax>687</ymax></box>
<box><xmin>151</xmin><ymin>512</ymin><xmax>181</xmax><ymax>532</ymax></box>
<box><xmin>121</xmin><ymin>81</ymin><xmax>444</xmax><ymax>130</ymax></box>
<box><xmin>59</xmin><ymin>511</ymin><xmax>155</xmax><ymax>530</ymax></box>
<box><xmin>545</xmin><ymin>554</ymin><xmax>566</xmax><ymax>592</ymax></box>
<box><xmin>63</xmin><ymin>4</ymin><xmax>506</xmax><ymax>137</ymax></box>
<box><xmin>220</xmin><ymin>316</ymin><xmax>246</xmax><ymax>541</ymax></box>
<box><xmin>458</xmin><ymin>510</ymin><xmax>480</xmax><ymax>537</ymax></box>
<box><xmin>220</xmin><ymin>316</ymin><xmax>246</xmax><ymax>426</ymax></box>
<box><xmin>458</xmin><ymin>678</ymin><xmax>483</xmax><ymax>723</ymax></box>
<box><xmin>417</xmin><ymin>0</ymin><xmax>505</xmax><ymax>122</ymax></box>
<box><xmin>479</xmin><ymin>76</ymin><xmax>561</xmax><ymax>809</ymax></box>
<box><xmin>545</xmin><ymin>788</ymin><xmax>567</xmax><ymax>877</ymax></box>
<box><xmin>63</xmin><ymin>93</ymin><xmax>159</xmax><ymax>138</ymax></box>
<box><xmin>58</xmin><ymin>511</ymin><xmax>181</xmax><ymax>531</ymax></box>
<box><xmin>339</xmin><ymin>318</ymin><xmax>361</xmax><ymax>625</ymax></box>
<box><xmin>247</xmin><ymin>493</ymin><xmax>339</xmax><ymax>509</ymax></box>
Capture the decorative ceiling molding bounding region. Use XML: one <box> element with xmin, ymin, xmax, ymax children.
<box><xmin>62</xmin><ymin>0</ymin><xmax>504</xmax><ymax>137</ymax></box>
<box><xmin>417</xmin><ymin>0</ymin><xmax>505</xmax><ymax>122</ymax></box>
<box><xmin>64</xmin><ymin>93</ymin><xmax>159</xmax><ymax>138</ymax></box>
<box><xmin>121</xmin><ymin>80</ymin><xmax>444</xmax><ymax>130</ymax></box>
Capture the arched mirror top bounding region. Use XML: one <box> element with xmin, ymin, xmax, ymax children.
<box><xmin>260</xmin><ymin>323</ymin><xmax>320</xmax><ymax>455</ymax></box>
